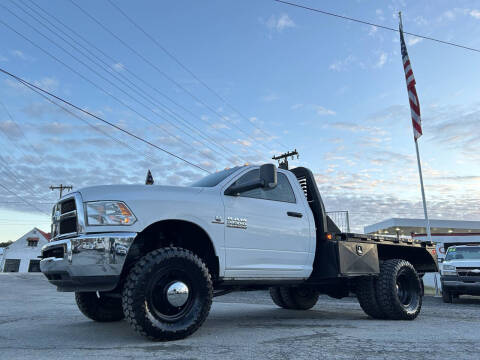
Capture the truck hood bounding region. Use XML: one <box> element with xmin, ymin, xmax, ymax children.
<box><xmin>443</xmin><ymin>260</ymin><xmax>480</xmax><ymax>268</ymax></box>
<box><xmin>76</xmin><ymin>184</ymin><xmax>204</xmax><ymax>203</ymax></box>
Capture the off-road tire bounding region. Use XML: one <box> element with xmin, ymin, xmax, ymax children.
<box><xmin>269</xmin><ymin>287</ymin><xmax>289</xmax><ymax>308</ymax></box>
<box><xmin>356</xmin><ymin>277</ymin><xmax>386</xmax><ymax>319</ymax></box>
<box><xmin>122</xmin><ymin>247</ymin><xmax>213</xmax><ymax>341</ymax></box>
<box><xmin>75</xmin><ymin>292</ymin><xmax>124</xmax><ymax>322</ymax></box>
<box><xmin>376</xmin><ymin>259</ymin><xmax>422</xmax><ymax>320</ymax></box>
<box><xmin>278</xmin><ymin>286</ymin><xmax>319</xmax><ymax>310</ymax></box>
<box><xmin>442</xmin><ymin>288</ymin><xmax>453</xmax><ymax>303</ymax></box>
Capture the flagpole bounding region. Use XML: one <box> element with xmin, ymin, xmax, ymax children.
<box><xmin>414</xmin><ymin>139</ymin><xmax>432</xmax><ymax>242</ymax></box>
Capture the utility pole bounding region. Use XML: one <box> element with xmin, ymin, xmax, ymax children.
<box><xmin>50</xmin><ymin>184</ymin><xmax>73</xmax><ymax>199</ymax></box>
<box><xmin>272</xmin><ymin>149</ymin><xmax>299</xmax><ymax>170</ymax></box>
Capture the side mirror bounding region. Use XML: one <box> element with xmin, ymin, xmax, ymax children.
<box><xmin>259</xmin><ymin>163</ymin><xmax>277</xmax><ymax>189</ymax></box>
<box><xmin>224</xmin><ymin>164</ymin><xmax>277</xmax><ymax>196</ymax></box>
<box><xmin>438</xmin><ymin>258</ymin><xmax>444</xmax><ymax>263</ymax></box>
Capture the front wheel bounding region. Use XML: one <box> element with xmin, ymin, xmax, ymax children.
<box><xmin>442</xmin><ymin>288</ymin><xmax>453</xmax><ymax>303</ymax></box>
<box><xmin>122</xmin><ymin>247</ymin><xmax>213</xmax><ymax>341</ymax></box>
<box><xmin>375</xmin><ymin>259</ymin><xmax>422</xmax><ymax>320</ymax></box>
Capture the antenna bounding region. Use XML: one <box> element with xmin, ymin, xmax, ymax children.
<box><xmin>272</xmin><ymin>149</ymin><xmax>299</xmax><ymax>170</ymax></box>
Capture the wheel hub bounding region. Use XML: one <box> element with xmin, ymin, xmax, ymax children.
<box><xmin>166</xmin><ymin>281</ymin><xmax>189</xmax><ymax>307</ymax></box>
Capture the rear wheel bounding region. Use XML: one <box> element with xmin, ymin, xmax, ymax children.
<box><xmin>356</xmin><ymin>277</ymin><xmax>386</xmax><ymax>319</ymax></box>
<box><xmin>122</xmin><ymin>247</ymin><xmax>213</xmax><ymax>341</ymax></box>
<box><xmin>269</xmin><ymin>287</ymin><xmax>289</xmax><ymax>308</ymax></box>
<box><xmin>375</xmin><ymin>259</ymin><xmax>422</xmax><ymax>320</ymax></box>
<box><xmin>270</xmin><ymin>286</ymin><xmax>319</xmax><ymax>310</ymax></box>
<box><xmin>75</xmin><ymin>292</ymin><xmax>124</xmax><ymax>322</ymax></box>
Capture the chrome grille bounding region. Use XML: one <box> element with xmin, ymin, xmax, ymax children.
<box><xmin>51</xmin><ymin>193</ymin><xmax>84</xmax><ymax>240</ymax></box>
<box><xmin>457</xmin><ymin>267</ymin><xmax>480</xmax><ymax>277</ymax></box>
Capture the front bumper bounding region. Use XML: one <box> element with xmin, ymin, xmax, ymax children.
<box><xmin>441</xmin><ymin>275</ymin><xmax>480</xmax><ymax>295</ymax></box>
<box><xmin>40</xmin><ymin>232</ymin><xmax>136</xmax><ymax>292</ymax></box>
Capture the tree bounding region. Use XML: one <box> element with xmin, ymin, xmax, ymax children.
<box><xmin>0</xmin><ymin>241</ymin><xmax>13</xmax><ymax>248</ymax></box>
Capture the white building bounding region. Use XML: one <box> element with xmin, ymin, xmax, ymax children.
<box><xmin>365</xmin><ymin>218</ymin><xmax>480</xmax><ymax>289</ymax></box>
<box><xmin>1</xmin><ymin>228</ymin><xmax>51</xmax><ymax>273</ymax></box>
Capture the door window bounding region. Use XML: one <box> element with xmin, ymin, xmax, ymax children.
<box><xmin>231</xmin><ymin>170</ymin><xmax>296</xmax><ymax>203</ymax></box>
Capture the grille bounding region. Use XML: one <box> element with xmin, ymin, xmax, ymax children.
<box><xmin>457</xmin><ymin>267</ymin><xmax>480</xmax><ymax>277</ymax></box>
<box><xmin>52</xmin><ymin>195</ymin><xmax>79</xmax><ymax>239</ymax></box>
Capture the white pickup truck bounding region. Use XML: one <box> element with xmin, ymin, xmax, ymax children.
<box><xmin>40</xmin><ymin>164</ymin><xmax>437</xmax><ymax>340</ymax></box>
<box><xmin>441</xmin><ymin>244</ymin><xmax>480</xmax><ymax>303</ymax></box>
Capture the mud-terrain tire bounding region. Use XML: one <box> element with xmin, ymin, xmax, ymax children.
<box><xmin>269</xmin><ymin>287</ymin><xmax>289</xmax><ymax>308</ymax></box>
<box><xmin>376</xmin><ymin>259</ymin><xmax>422</xmax><ymax>320</ymax></box>
<box><xmin>278</xmin><ymin>286</ymin><xmax>319</xmax><ymax>310</ymax></box>
<box><xmin>356</xmin><ymin>277</ymin><xmax>386</xmax><ymax>319</ymax></box>
<box><xmin>442</xmin><ymin>288</ymin><xmax>453</xmax><ymax>303</ymax></box>
<box><xmin>122</xmin><ymin>247</ymin><xmax>213</xmax><ymax>341</ymax></box>
<box><xmin>75</xmin><ymin>292</ymin><xmax>124</xmax><ymax>322</ymax></box>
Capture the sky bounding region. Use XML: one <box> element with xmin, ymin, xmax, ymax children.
<box><xmin>0</xmin><ymin>0</ymin><xmax>479</xmax><ymax>241</ymax></box>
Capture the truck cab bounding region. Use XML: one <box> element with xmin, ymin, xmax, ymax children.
<box><xmin>441</xmin><ymin>245</ymin><xmax>480</xmax><ymax>302</ymax></box>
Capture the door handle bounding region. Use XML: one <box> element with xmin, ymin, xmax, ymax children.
<box><xmin>287</xmin><ymin>211</ymin><xmax>303</xmax><ymax>218</ymax></box>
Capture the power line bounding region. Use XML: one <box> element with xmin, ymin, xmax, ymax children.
<box><xmin>68</xmin><ymin>0</ymin><xmax>273</xmax><ymax>157</ymax></box>
<box><xmin>0</xmin><ymin>182</ymin><xmax>49</xmax><ymax>216</ymax></box>
<box><xmin>0</xmin><ymin>4</ymin><xmax>227</xmax><ymax>167</ymax></box>
<box><xmin>0</xmin><ymin>67</ymin><xmax>211</xmax><ymax>173</ymax></box>
<box><xmin>9</xmin><ymin>0</ymin><xmax>238</xmax><ymax>165</ymax></box>
<box><xmin>106</xmin><ymin>0</ymin><xmax>288</xmax><ymax>150</ymax></box>
<box><xmin>23</xmin><ymin>0</ymin><xmax>247</xmax><ymax>163</ymax></box>
<box><xmin>274</xmin><ymin>0</ymin><xmax>480</xmax><ymax>53</ymax></box>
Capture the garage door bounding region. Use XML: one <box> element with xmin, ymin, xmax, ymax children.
<box><xmin>28</xmin><ymin>260</ymin><xmax>41</xmax><ymax>272</ymax></box>
<box><xmin>4</xmin><ymin>259</ymin><xmax>20</xmax><ymax>272</ymax></box>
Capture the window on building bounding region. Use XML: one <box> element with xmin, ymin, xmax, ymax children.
<box><xmin>28</xmin><ymin>260</ymin><xmax>41</xmax><ymax>272</ymax></box>
<box><xmin>4</xmin><ymin>259</ymin><xmax>20</xmax><ymax>272</ymax></box>
<box><xmin>27</xmin><ymin>237</ymin><xmax>39</xmax><ymax>247</ymax></box>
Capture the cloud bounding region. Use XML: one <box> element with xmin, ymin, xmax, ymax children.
<box><xmin>290</xmin><ymin>103</ymin><xmax>304</xmax><ymax>110</ymax></box>
<box><xmin>368</xmin><ymin>25</ymin><xmax>378</xmax><ymax>36</ymax></box>
<box><xmin>470</xmin><ymin>9</ymin><xmax>480</xmax><ymax>19</ymax></box>
<box><xmin>10</xmin><ymin>50</ymin><xmax>27</xmax><ymax>60</ymax></box>
<box><xmin>265</xmin><ymin>14</ymin><xmax>295</xmax><ymax>32</ymax></box>
<box><xmin>260</xmin><ymin>93</ymin><xmax>279</xmax><ymax>102</ymax></box>
<box><xmin>33</xmin><ymin>78</ymin><xmax>59</xmax><ymax>92</ymax></box>
<box><xmin>375</xmin><ymin>52</ymin><xmax>388</xmax><ymax>68</ymax></box>
<box><xmin>329</xmin><ymin>55</ymin><xmax>356</xmax><ymax>72</ymax></box>
<box><xmin>407</xmin><ymin>36</ymin><xmax>423</xmax><ymax>46</ymax></box>
<box><xmin>315</xmin><ymin>106</ymin><xmax>336</xmax><ymax>116</ymax></box>
<box><xmin>112</xmin><ymin>63</ymin><xmax>125</xmax><ymax>72</ymax></box>
<box><xmin>0</xmin><ymin>120</ymin><xmax>23</xmax><ymax>139</ymax></box>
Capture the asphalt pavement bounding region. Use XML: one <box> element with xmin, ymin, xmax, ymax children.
<box><xmin>0</xmin><ymin>273</ymin><xmax>479</xmax><ymax>359</ymax></box>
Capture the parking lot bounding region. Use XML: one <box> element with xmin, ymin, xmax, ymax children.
<box><xmin>0</xmin><ymin>273</ymin><xmax>479</xmax><ymax>359</ymax></box>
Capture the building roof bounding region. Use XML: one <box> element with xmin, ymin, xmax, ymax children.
<box><xmin>364</xmin><ymin>218</ymin><xmax>480</xmax><ymax>236</ymax></box>
<box><xmin>36</xmin><ymin>228</ymin><xmax>51</xmax><ymax>241</ymax></box>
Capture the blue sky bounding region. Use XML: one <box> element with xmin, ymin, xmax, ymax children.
<box><xmin>1</xmin><ymin>0</ymin><xmax>479</xmax><ymax>241</ymax></box>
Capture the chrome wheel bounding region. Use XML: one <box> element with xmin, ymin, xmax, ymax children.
<box><xmin>145</xmin><ymin>267</ymin><xmax>194</xmax><ymax>323</ymax></box>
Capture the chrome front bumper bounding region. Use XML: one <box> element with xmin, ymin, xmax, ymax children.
<box><xmin>40</xmin><ymin>232</ymin><xmax>136</xmax><ymax>292</ymax></box>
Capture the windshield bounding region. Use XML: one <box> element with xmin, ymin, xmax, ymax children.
<box><xmin>445</xmin><ymin>247</ymin><xmax>480</xmax><ymax>261</ymax></box>
<box><xmin>189</xmin><ymin>167</ymin><xmax>240</xmax><ymax>187</ymax></box>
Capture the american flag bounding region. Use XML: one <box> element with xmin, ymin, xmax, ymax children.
<box><xmin>399</xmin><ymin>20</ymin><xmax>422</xmax><ymax>140</ymax></box>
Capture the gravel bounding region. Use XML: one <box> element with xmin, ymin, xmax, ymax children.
<box><xmin>0</xmin><ymin>273</ymin><xmax>479</xmax><ymax>359</ymax></box>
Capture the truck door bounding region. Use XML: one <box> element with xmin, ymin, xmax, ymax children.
<box><xmin>222</xmin><ymin>168</ymin><xmax>312</xmax><ymax>279</ymax></box>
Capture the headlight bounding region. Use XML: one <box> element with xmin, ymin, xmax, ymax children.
<box><xmin>85</xmin><ymin>201</ymin><xmax>136</xmax><ymax>226</ymax></box>
<box><xmin>443</xmin><ymin>265</ymin><xmax>456</xmax><ymax>271</ymax></box>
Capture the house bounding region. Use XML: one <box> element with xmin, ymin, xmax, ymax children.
<box><xmin>1</xmin><ymin>228</ymin><xmax>51</xmax><ymax>273</ymax></box>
